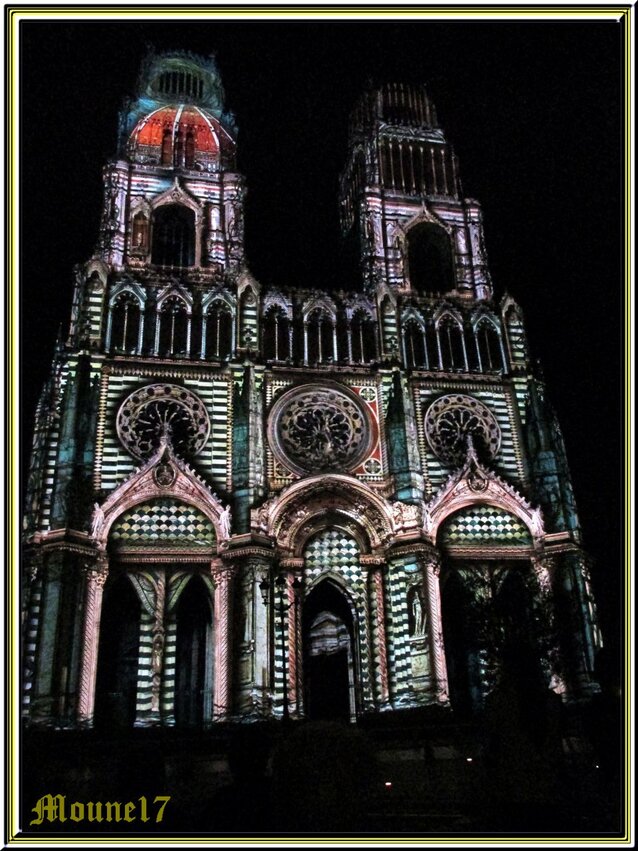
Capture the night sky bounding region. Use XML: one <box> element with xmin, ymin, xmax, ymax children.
<box><xmin>19</xmin><ymin>17</ymin><xmax>624</xmax><ymax>660</ymax></box>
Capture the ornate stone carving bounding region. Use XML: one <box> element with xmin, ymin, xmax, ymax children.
<box><xmin>116</xmin><ymin>383</ymin><xmax>210</xmax><ymax>460</ymax></box>
<box><xmin>424</xmin><ymin>394</ymin><xmax>501</xmax><ymax>466</ymax></box>
<box><xmin>268</xmin><ymin>382</ymin><xmax>373</xmax><ymax>475</ymax></box>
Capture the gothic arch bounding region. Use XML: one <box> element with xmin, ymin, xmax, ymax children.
<box><xmin>253</xmin><ymin>474</ymin><xmax>394</xmax><ymax>555</ymax></box>
<box><xmin>92</xmin><ymin>441</ymin><xmax>229</xmax><ymax>549</ymax></box>
<box><xmin>423</xmin><ymin>447</ymin><xmax>544</xmax><ymax>545</ymax></box>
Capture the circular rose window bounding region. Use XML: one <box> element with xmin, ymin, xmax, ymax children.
<box><xmin>117</xmin><ymin>384</ymin><xmax>210</xmax><ymax>460</ymax></box>
<box><xmin>424</xmin><ymin>394</ymin><xmax>500</xmax><ymax>466</ymax></box>
<box><xmin>268</xmin><ymin>382</ymin><xmax>373</xmax><ymax>475</ymax></box>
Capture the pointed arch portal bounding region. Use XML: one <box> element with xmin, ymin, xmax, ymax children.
<box><xmin>302</xmin><ymin>578</ymin><xmax>357</xmax><ymax>721</ymax></box>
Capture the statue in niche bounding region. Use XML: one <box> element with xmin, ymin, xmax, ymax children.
<box><xmin>219</xmin><ymin>504</ymin><xmax>232</xmax><ymax>539</ymax></box>
<box><xmin>409</xmin><ymin>586</ymin><xmax>426</xmax><ymax>637</ymax></box>
<box><xmin>90</xmin><ymin>503</ymin><xmax>105</xmax><ymax>540</ymax></box>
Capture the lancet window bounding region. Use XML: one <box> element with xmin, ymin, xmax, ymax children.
<box><xmin>403</xmin><ymin>317</ymin><xmax>427</xmax><ymax>368</ymax></box>
<box><xmin>437</xmin><ymin>315</ymin><xmax>467</xmax><ymax>371</ymax></box>
<box><xmin>107</xmin><ymin>291</ymin><xmax>143</xmax><ymax>354</ymax></box>
<box><xmin>305</xmin><ymin>308</ymin><xmax>337</xmax><ymax>365</ymax></box>
<box><xmin>157</xmin><ymin>294</ymin><xmax>190</xmax><ymax>357</ymax></box>
<box><xmin>349</xmin><ymin>310</ymin><xmax>377</xmax><ymax>364</ymax></box>
<box><xmin>263</xmin><ymin>305</ymin><xmax>291</xmax><ymax>361</ymax></box>
<box><xmin>203</xmin><ymin>300</ymin><xmax>234</xmax><ymax>360</ymax></box>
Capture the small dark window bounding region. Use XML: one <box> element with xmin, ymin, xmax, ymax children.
<box><xmin>476</xmin><ymin>321</ymin><xmax>503</xmax><ymax>372</ymax></box>
<box><xmin>185</xmin><ymin>132</ymin><xmax>195</xmax><ymax>168</ymax></box>
<box><xmin>151</xmin><ymin>204</ymin><xmax>196</xmax><ymax>268</ymax></box>
<box><xmin>439</xmin><ymin>318</ymin><xmax>465</xmax><ymax>370</ymax></box>
<box><xmin>161</xmin><ymin>129</ymin><xmax>172</xmax><ymax>166</ymax></box>
<box><xmin>131</xmin><ymin>213</ymin><xmax>149</xmax><ymax>252</ymax></box>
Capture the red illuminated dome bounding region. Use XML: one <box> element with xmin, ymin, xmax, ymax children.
<box><xmin>128</xmin><ymin>105</ymin><xmax>234</xmax><ymax>170</ymax></box>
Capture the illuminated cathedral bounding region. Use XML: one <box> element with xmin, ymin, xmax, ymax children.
<box><xmin>22</xmin><ymin>52</ymin><xmax>601</xmax><ymax>730</ymax></box>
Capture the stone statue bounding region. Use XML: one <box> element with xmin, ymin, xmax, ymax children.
<box><xmin>411</xmin><ymin>588</ymin><xmax>426</xmax><ymax>637</ymax></box>
<box><xmin>219</xmin><ymin>504</ymin><xmax>232</xmax><ymax>539</ymax></box>
<box><xmin>91</xmin><ymin>503</ymin><xmax>104</xmax><ymax>539</ymax></box>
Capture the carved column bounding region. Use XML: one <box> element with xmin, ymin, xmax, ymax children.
<box><xmin>76</xmin><ymin>555</ymin><xmax>109</xmax><ymax>726</ymax></box>
<box><xmin>149</xmin><ymin>569</ymin><xmax>166</xmax><ymax>722</ymax></box>
<box><xmin>424</xmin><ymin>556</ymin><xmax>449</xmax><ymax>704</ymax></box>
<box><xmin>212</xmin><ymin>560</ymin><xmax>235</xmax><ymax>720</ymax></box>
<box><xmin>364</xmin><ymin>559</ymin><xmax>389</xmax><ymax>706</ymax></box>
<box><xmin>281</xmin><ymin>557</ymin><xmax>304</xmax><ymax>717</ymax></box>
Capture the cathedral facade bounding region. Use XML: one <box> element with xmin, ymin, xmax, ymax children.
<box><xmin>22</xmin><ymin>52</ymin><xmax>601</xmax><ymax>729</ymax></box>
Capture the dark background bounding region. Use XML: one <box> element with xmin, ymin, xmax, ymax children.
<box><xmin>19</xmin><ymin>18</ymin><xmax>624</xmax><ymax>663</ymax></box>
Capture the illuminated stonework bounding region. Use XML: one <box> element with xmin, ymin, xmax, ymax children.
<box><xmin>268</xmin><ymin>383</ymin><xmax>373</xmax><ymax>475</ymax></box>
<box><xmin>424</xmin><ymin>394</ymin><xmax>501</xmax><ymax>466</ymax></box>
<box><xmin>21</xmin><ymin>55</ymin><xmax>601</xmax><ymax>733</ymax></box>
<box><xmin>116</xmin><ymin>383</ymin><xmax>210</xmax><ymax>460</ymax></box>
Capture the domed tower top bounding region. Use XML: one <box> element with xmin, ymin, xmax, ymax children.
<box><xmin>117</xmin><ymin>50</ymin><xmax>237</xmax><ymax>162</ymax></box>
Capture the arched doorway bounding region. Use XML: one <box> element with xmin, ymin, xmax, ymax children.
<box><xmin>174</xmin><ymin>575</ymin><xmax>213</xmax><ymax>727</ymax></box>
<box><xmin>303</xmin><ymin>579</ymin><xmax>357</xmax><ymax>721</ymax></box>
<box><xmin>94</xmin><ymin>575</ymin><xmax>141</xmax><ymax>728</ymax></box>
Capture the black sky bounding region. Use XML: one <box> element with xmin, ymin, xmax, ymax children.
<box><xmin>19</xmin><ymin>17</ymin><xmax>624</xmax><ymax>658</ymax></box>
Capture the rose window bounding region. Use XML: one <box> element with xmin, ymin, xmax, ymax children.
<box><xmin>117</xmin><ymin>384</ymin><xmax>210</xmax><ymax>460</ymax></box>
<box><xmin>424</xmin><ymin>394</ymin><xmax>500</xmax><ymax>466</ymax></box>
<box><xmin>268</xmin><ymin>383</ymin><xmax>373</xmax><ymax>474</ymax></box>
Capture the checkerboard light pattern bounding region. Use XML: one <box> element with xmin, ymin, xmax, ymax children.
<box><xmin>439</xmin><ymin>504</ymin><xmax>531</xmax><ymax>546</ymax></box>
<box><xmin>110</xmin><ymin>498</ymin><xmax>216</xmax><ymax>547</ymax></box>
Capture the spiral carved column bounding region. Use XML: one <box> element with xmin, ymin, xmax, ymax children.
<box><xmin>212</xmin><ymin>562</ymin><xmax>235</xmax><ymax>720</ymax></box>
<box><xmin>372</xmin><ymin>566</ymin><xmax>390</xmax><ymax>704</ymax></box>
<box><xmin>76</xmin><ymin>556</ymin><xmax>109</xmax><ymax>726</ymax></box>
<box><xmin>424</xmin><ymin>557</ymin><xmax>449</xmax><ymax>704</ymax></box>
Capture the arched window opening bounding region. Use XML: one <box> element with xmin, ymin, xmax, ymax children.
<box><xmin>425</xmin><ymin>320</ymin><xmax>439</xmax><ymax>369</ymax></box>
<box><xmin>173</xmin><ymin>130</ymin><xmax>184</xmax><ymax>167</ymax></box>
<box><xmin>158</xmin><ymin>295</ymin><xmax>189</xmax><ymax>357</ymax></box>
<box><xmin>263</xmin><ymin>306</ymin><xmax>290</xmax><ymax>361</ymax></box>
<box><xmin>94</xmin><ymin>576</ymin><xmax>141</xmax><ymax>729</ymax></box>
<box><xmin>438</xmin><ymin>317</ymin><xmax>466</xmax><ymax>371</ymax></box>
<box><xmin>131</xmin><ymin>213</ymin><xmax>149</xmax><ymax>253</ymax></box>
<box><xmin>476</xmin><ymin>320</ymin><xmax>504</xmax><ymax>373</ymax></box>
<box><xmin>351</xmin><ymin>311</ymin><xmax>376</xmax><ymax>363</ymax></box>
<box><xmin>407</xmin><ymin>223</ymin><xmax>455</xmax><ymax>293</ymax></box>
<box><xmin>403</xmin><ymin>319</ymin><xmax>427</xmax><ymax>368</ymax></box>
<box><xmin>302</xmin><ymin>578</ymin><xmax>357</xmax><ymax>722</ymax></box>
<box><xmin>161</xmin><ymin>129</ymin><xmax>172</xmax><ymax>166</ymax></box>
<box><xmin>151</xmin><ymin>204</ymin><xmax>196</xmax><ymax>268</ymax></box>
<box><xmin>110</xmin><ymin>292</ymin><xmax>142</xmax><ymax>353</ymax></box>
<box><xmin>185</xmin><ymin>132</ymin><xmax>195</xmax><ymax>168</ymax></box>
<box><xmin>306</xmin><ymin>310</ymin><xmax>335</xmax><ymax>364</ymax></box>
<box><xmin>205</xmin><ymin>301</ymin><xmax>233</xmax><ymax>360</ymax></box>
<box><xmin>174</xmin><ymin>576</ymin><xmax>213</xmax><ymax>727</ymax></box>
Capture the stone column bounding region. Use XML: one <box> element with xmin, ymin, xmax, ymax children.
<box><xmin>149</xmin><ymin>569</ymin><xmax>166</xmax><ymax>723</ymax></box>
<box><xmin>423</xmin><ymin>555</ymin><xmax>449</xmax><ymax>705</ymax></box>
<box><xmin>212</xmin><ymin>560</ymin><xmax>235</xmax><ymax>720</ymax></box>
<box><xmin>76</xmin><ymin>555</ymin><xmax>109</xmax><ymax>727</ymax></box>
<box><xmin>361</xmin><ymin>555</ymin><xmax>390</xmax><ymax>707</ymax></box>
<box><xmin>281</xmin><ymin>557</ymin><xmax>304</xmax><ymax>717</ymax></box>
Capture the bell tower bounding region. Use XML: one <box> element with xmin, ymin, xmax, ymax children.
<box><xmin>339</xmin><ymin>83</ymin><xmax>491</xmax><ymax>301</ymax></box>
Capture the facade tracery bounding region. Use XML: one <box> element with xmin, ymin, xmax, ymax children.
<box><xmin>22</xmin><ymin>54</ymin><xmax>600</xmax><ymax>730</ymax></box>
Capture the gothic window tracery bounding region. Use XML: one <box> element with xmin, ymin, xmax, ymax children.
<box><xmin>203</xmin><ymin>299</ymin><xmax>233</xmax><ymax>360</ymax></box>
<box><xmin>350</xmin><ymin>309</ymin><xmax>376</xmax><ymax>363</ymax></box>
<box><xmin>108</xmin><ymin>291</ymin><xmax>143</xmax><ymax>354</ymax></box>
<box><xmin>437</xmin><ymin>315</ymin><xmax>467</xmax><ymax>371</ymax></box>
<box><xmin>157</xmin><ymin>294</ymin><xmax>190</xmax><ymax>357</ymax></box>
<box><xmin>403</xmin><ymin>317</ymin><xmax>427</xmax><ymax>368</ymax></box>
<box><xmin>263</xmin><ymin>305</ymin><xmax>291</xmax><ymax>361</ymax></box>
<box><xmin>475</xmin><ymin>318</ymin><xmax>505</xmax><ymax>373</ymax></box>
<box><xmin>305</xmin><ymin>308</ymin><xmax>336</xmax><ymax>365</ymax></box>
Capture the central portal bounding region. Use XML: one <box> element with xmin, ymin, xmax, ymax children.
<box><xmin>303</xmin><ymin>579</ymin><xmax>356</xmax><ymax>721</ymax></box>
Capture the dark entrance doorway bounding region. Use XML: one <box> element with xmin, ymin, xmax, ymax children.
<box><xmin>174</xmin><ymin>576</ymin><xmax>213</xmax><ymax>727</ymax></box>
<box><xmin>94</xmin><ymin>575</ymin><xmax>141</xmax><ymax>728</ymax></box>
<box><xmin>303</xmin><ymin>580</ymin><xmax>356</xmax><ymax>721</ymax></box>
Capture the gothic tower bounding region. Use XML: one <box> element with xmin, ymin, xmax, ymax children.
<box><xmin>22</xmin><ymin>58</ymin><xmax>601</xmax><ymax>730</ymax></box>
